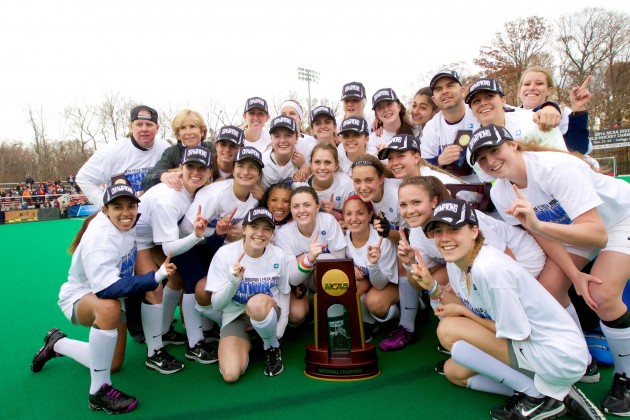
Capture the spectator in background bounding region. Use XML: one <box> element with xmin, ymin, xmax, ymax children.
<box><xmin>22</xmin><ymin>186</ymin><xmax>32</xmax><ymax>207</ymax></box>
<box><xmin>25</xmin><ymin>175</ymin><xmax>34</xmax><ymax>187</ymax></box>
<box><xmin>67</xmin><ymin>175</ymin><xmax>75</xmax><ymax>188</ymax></box>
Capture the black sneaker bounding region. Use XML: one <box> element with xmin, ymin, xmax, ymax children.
<box><xmin>88</xmin><ymin>383</ymin><xmax>138</xmax><ymax>414</ymax></box>
<box><xmin>600</xmin><ymin>372</ymin><xmax>630</xmax><ymax>417</ymax></box>
<box><xmin>185</xmin><ymin>341</ymin><xmax>218</xmax><ymax>365</ymax></box>
<box><xmin>363</xmin><ymin>323</ymin><xmax>374</xmax><ymax>343</ymax></box>
<box><xmin>564</xmin><ymin>384</ymin><xmax>605</xmax><ymax>420</ymax></box>
<box><xmin>203</xmin><ymin>327</ymin><xmax>221</xmax><ymax>344</ymax></box>
<box><xmin>146</xmin><ymin>347</ymin><xmax>184</xmax><ymax>374</ymax></box>
<box><xmin>579</xmin><ymin>358</ymin><xmax>600</xmax><ymax>384</ymax></box>
<box><xmin>31</xmin><ymin>328</ymin><xmax>66</xmax><ymax>372</ymax></box>
<box><xmin>490</xmin><ymin>392</ymin><xmax>566</xmax><ymax>419</ymax></box>
<box><xmin>162</xmin><ymin>326</ymin><xmax>186</xmax><ymax>346</ymax></box>
<box><xmin>264</xmin><ymin>347</ymin><xmax>284</xmax><ymax>377</ymax></box>
<box><xmin>434</xmin><ymin>359</ymin><xmax>446</xmax><ymax>375</ymax></box>
<box><xmin>437</xmin><ymin>344</ymin><xmax>451</xmax><ymax>355</ymax></box>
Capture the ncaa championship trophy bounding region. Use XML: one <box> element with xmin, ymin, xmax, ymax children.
<box><xmin>305</xmin><ymin>258</ymin><xmax>379</xmax><ymax>380</ymax></box>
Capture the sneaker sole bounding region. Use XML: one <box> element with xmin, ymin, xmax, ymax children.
<box><xmin>565</xmin><ymin>386</ymin><xmax>606</xmax><ymax>420</ymax></box>
<box><xmin>264</xmin><ymin>365</ymin><xmax>284</xmax><ymax>377</ymax></box>
<box><xmin>145</xmin><ymin>361</ymin><xmax>184</xmax><ymax>374</ymax></box>
<box><xmin>579</xmin><ymin>370</ymin><xmax>601</xmax><ymax>384</ymax></box>
<box><xmin>88</xmin><ymin>399</ymin><xmax>138</xmax><ymax>414</ymax></box>
<box><xmin>185</xmin><ymin>353</ymin><xmax>218</xmax><ymax>365</ymax></box>
<box><xmin>600</xmin><ymin>404</ymin><xmax>630</xmax><ymax>418</ymax></box>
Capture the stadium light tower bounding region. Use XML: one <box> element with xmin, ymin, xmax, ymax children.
<box><xmin>297</xmin><ymin>67</ymin><xmax>319</xmax><ymax>118</ymax></box>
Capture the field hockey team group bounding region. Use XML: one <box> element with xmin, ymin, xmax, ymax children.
<box><xmin>30</xmin><ymin>68</ymin><xmax>630</xmax><ymax>419</ymax></box>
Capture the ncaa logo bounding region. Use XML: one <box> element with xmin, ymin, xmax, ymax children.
<box><xmin>274</xmin><ymin>263</ymin><xmax>279</xmax><ymax>269</ymax></box>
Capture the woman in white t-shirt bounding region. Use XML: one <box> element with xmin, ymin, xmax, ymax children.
<box><xmin>292</xmin><ymin>143</ymin><xmax>355</xmax><ymax>222</ymax></box>
<box><xmin>275</xmin><ymin>186</ymin><xmax>347</xmax><ymax>325</ymax></box>
<box><xmin>31</xmin><ymin>184</ymin><xmax>175</xmax><ymax>414</ymax></box>
<box><xmin>469</xmin><ymin>124</ymin><xmax>630</xmax><ymax>415</ymax></box>
<box><xmin>337</xmin><ymin>117</ymin><xmax>371</xmax><ymax>175</ymax></box>
<box><xmin>370</xmin><ymin>87</ymin><xmax>415</xmax><ymax>150</ymax></box>
<box><xmin>519</xmin><ymin>67</ymin><xmax>592</xmax><ymax>154</ymax></box>
<box><xmin>206</xmin><ymin>207</ymin><xmax>291</xmax><ymax>382</ymax></box>
<box><xmin>343</xmin><ymin>195</ymin><xmax>398</xmax><ymax>342</ymax></box>
<box><xmin>260</xmin><ymin>116</ymin><xmax>306</xmax><ymax>190</ymax></box>
<box><xmin>135</xmin><ymin>146</ymin><xmax>216</xmax><ymax>373</ymax></box>
<box><xmin>242</xmin><ymin>97</ymin><xmax>271</xmax><ymax>153</ymax></box>
<box><xmin>407</xmin><ymin>199</ymin><xmax>595</xmax><ymax>419</ymax></box>
<box><xmin>309</xmin><ymin>105</ymin><xmax>337</xmax><ymax>147</ymax></box>
<box><xmin>409</xmin><ymin>87</ymin><xmax>438</xmax><ymax>140</ymax></box>
<box><xmin>280</xmin><ymin>99</ymin><xmax>316</xmax><ymax>160</ymax></box>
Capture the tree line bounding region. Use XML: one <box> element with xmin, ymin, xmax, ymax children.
<box><xmin>1</xmin><ymin>7</ymin><xmax>627</xmax><ymax>184</ymax></box>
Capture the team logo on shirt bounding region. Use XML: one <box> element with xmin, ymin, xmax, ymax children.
<box><xmin>534</xmin><ymin>199</ymin><xmax>571</xmax><ymax>224</ymax></box>
<box><xmin>321</xmin><ymin>230</ymin><xmax>327</xmax><ymax>236</ymax></box>
<box><xmin>467</xmin><ymin>124</ymin><xmax>473</xmax><ymax>129</ymax></box>
<box><xmin>274</xmin><ymin>263</ymin><xmax>279</xmax><ymax>269</ymax></box>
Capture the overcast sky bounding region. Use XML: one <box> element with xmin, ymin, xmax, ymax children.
<box><xmin>1</xmin><ymin>0</ymin><xmax>628</xmax><ymax>143</ymax></box>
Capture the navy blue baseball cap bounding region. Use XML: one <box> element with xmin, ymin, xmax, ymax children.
<box><xmin>424</xmin><ymin>199</ymin><xmax>478</xmax><ymax>234</ymax></box>
<box><xmin>235</xmin><ymin>146</ymin><xmax>264</xmax><ymax>168</ymax></box>
<box><xmin>243</xmin><ymin>206</ymin><xmax>275</xmax><ymax>228</ymax></box>
<box><xmin>339</xmin><ymin>117</ymin><xmax>369</xmax><ymax>135</ymax></box>
<box><xmin>465</xmin><ymin>78</ymin><xmax>505</xmax><ymax>104</ymax></box>
<box><xmin>377</xmin><ymin>134</ymin><xmax>420</xmax><ymax>160</ymax></box>
<box><xmin>372</xmin><ymin>88</ymin><xmax>399</xmax><ymax>110</ymax></box>
<box><xmin>217</xmin><ymin>125</ymin><xmax>244</xmax><ymax>146</ymax></box>
<box><xmin>181</xmin><ymin>146</ymin><xmax>212</xmax><ymax>167</ymax></box>
<box><xmin>244</xmin><ymin>97</ymin><xmax>269</xmax><ymax>114</ymax></box>
<box><xmin>467</xmin><ymin>124</ymin><xmax>514</xmax><ymax>165</ymax></box>
<box><xmin>269</xmin><ymin>115</ymin><xmax>297</xmax><ymax>134</ymax></box>
<box><xmin>430</xmin><ymin>70</ymin><xmax>462</xmax><ymax>91</ymax></box>
<box><xmin>341</xmin><ymin>81</ymin><xmax>367</xmax><ymax>100</ymax></box>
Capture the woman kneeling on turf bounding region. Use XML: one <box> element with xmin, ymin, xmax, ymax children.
<box><xmin>31</xmin><ymin>183</ymin><xmax>175</xmax><ymax>414</ymax></box>
<box><xmin>408</xmin><ymin>199</ymin><xmax>602</xmax><ymax>420</ymax></box>
<box><xmin>205</xmin><ymin>207</ymin><xmax>291</xmax><ymax>382</ymax></box>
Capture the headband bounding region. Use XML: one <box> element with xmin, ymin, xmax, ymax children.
<box><xmin>280</xmin><ymin>100</ymin><xmax>303</xmax><ymax>121</ymax></box>
<box><xmin>343</xmin><ymin>194</ymin><xmax>373</xmax><ymax>212</ymax></box>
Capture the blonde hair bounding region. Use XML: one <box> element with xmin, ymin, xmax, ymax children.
<box><xmin>171</xmin><ymin>109</ymin><xmax>208</xmax><ymax>141</ymax></box>
<box><xmin>519</xmin><ymin>67</ymin><xmax>556</xmax><ymax>102</ymax></box>
<box><xmin>465</xmin><ymin>230</ymin><xmax>485</xmax><ymax>294</ymax></box>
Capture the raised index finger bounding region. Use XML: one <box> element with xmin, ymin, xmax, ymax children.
<box><xmin>236</xmin><ymin>252</ymin><xmax>245</xmax><ymax>264</ymax></box>
<box><xmin>227</xmin><ymin>207</ymin><xmax>237</xmax><ymax>221</ymax></box>
<box><xmin>399</xmin><ymin>227</ymin><xmax>408</xmax><ymax>245</ymax></box>
<box><xmin>164</xmin><ymin>252</ymin><xmax>173</xmax><ymax>264</ymax></box>
<box><xmin>512</xmin><ymin>184</ymin><xmax>526</xmax><ymax>200</ymax></box>
<box><xmin>580</xmin><ymin>75</ymin><xmax>592</xmax><ymax>90</ymax></box>
<box><xmin>376</xmin><ymin>237</ymin><xmax>383</xmax><ymax>248</ymax></box>
<box><xmin>197</xmin><ymin>205</ymin><xmax>202</xmax><ymax>217</ymax></box>
<box><xmin>311</xmin><ymin>231</ymin><xmax>319</xmax><ymax>244</ymax></box>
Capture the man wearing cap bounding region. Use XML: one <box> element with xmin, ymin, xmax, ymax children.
<box><xmin>242</xmin><ymin>97</ymin><xmax>271</xmax><ymax>153</ymax></box>
<box><xmin>337</xmin><ymin>117</ymin><xmax>371</xmax><ymax>175</ymax></box>
<box><xmin>260</xmin><ymin>116</ymin><xmax>303</xmax><ymax>190</ymax></box>
<box><xmin>420</xmin><ymin>70</ymin><xmax>482</xmax><ymax>182</ymax></box>
<box><xmin>77</xmin><ymin>105</ymin><xmax>170</xmax><ymax>206</ymax></box>
<box><xmin>142</xmin><ymin>109</ymin><xmax>213</xmax><ymax>192</ymax></box>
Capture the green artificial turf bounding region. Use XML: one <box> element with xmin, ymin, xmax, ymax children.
<box><xmin>0</xmin><ymin>219</ymin><xmax>615</xmax><ymax>418</ymax></box>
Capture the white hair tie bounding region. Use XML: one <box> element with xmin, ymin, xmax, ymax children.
<box><xmin>280</xmin><ymin>100</ymin><xmax>303</xmax><ymax>121</ymax></box>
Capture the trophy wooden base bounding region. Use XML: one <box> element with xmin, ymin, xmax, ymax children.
<box><xmin>304</xmin><ymin>344</ymin><xmax>380</xmax><ymax>381</ymax></box>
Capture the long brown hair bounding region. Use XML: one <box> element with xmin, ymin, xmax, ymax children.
<box><xmin>465</xmin><ymin>229</ymin><xmax>485</xmax><ymax>294</ymax></box>
<box><xmin>399</xmin><ymin>176</ymin><xmax>452</xmax><ymax>203</ymax></box>
<box><xmin>68</xmin><ymin>211</ymin><xmax>100</xmax><ymax>254</ymax></box>
<box><xmin>351</xmin><ymin>154</ymin><xmax>395</xmax><ymax>179</ymax></box>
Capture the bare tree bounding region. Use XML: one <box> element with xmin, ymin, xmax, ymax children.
<box><xmin>26</xmin><ymin>106</ymin><xmax>53</xmax><ymax>179</ymax></box>
<box><xmin>474</xmin><ymin>16</ymin><xmax>552</xmax><ymax>104</ymax></box>
<box><xmin>99</xmin><ymin>92</ymin><xmax>135</xmax><ymax>142</ymax></box>
<box><xmin>63</xmin><ymin>104</ymin><xmax>102</xmax><ymax>155</ymax></box>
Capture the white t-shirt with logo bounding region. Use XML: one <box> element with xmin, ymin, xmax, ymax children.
<box><xmin>293</xmin><ymin>173</ymin><xmax>355</xmax><ymax>212</ymax></box>
<box><xmin>491</xmin><ymin>151</ymin><xmax>630</xmax><ymax>256</ymax></box>
<box><xmin>344</xmin><ymin>226</ymin><xmax>398</xmax><ymax>285</ymax></box>
<box><xmin>368</xmin><ymin>178</ymin><xmax>404</xmax><ymax>229</ymax></box>
<box><xmin>274</xmin><ymin>212</ymin><xmax>346</xmax><ymax>257</ymax></box>
<box><xmin>260</xmin><ymin>150</ymin><xmax>300</xmax><ymax>191</ymax></box>
<box><xmin>58</xmin><ymin>211</ymin><xmax>137</xmax><ymax>312</ymax></box>
<box><xmin>76</xmin><ymin>138</ymin><xmax>170</xmax><ymax>206</ymax></box>
<box><xmin>448</xmin><ymin>245</ymin><xmax>588</xmax><ymax>398</ymax></box>
<box><xmin>136</xmin><ymin>183</ymin><xmax>194</xmax><ymax>251</ymax></box>
<box><xmin>182</xmin><ymin>179</ymin><xmax>258</xmax><ymax>238</ymax></box>
<box><xmin>243</xmin><ymin>130</ymin><xmax>271</xmax><ymax>153</ymax></box>
<box><xmin>205</xmin><ymin>239</ymin><xmax>290</xmax><ymax>333</ymax></box>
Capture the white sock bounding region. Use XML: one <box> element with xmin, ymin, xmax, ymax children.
<box><xmin>202</xmin><ymin>316</ymin><xmax>215</xmax><ymax>332</ymax></box>
<box><xmin>600</xmin><ymin>321</ymin><xmax>630</xmax><ymax>375</ymax></box>
<box><xmin>398</xmin><ymin>277</ymin><xmax>418</xmax><ymax>332</ymax></box>
<box><xmin>251</xmin><ymin>308</ymin><xmax>279</xmax><ymax>350</ymax></box>
<box><xmin>182</xmin><ymin>294</ymin><xmax>204</xmax><ymax>347</ymax></box>
<box><xmin>53</xmin><ymin>337</ymin><xmax>90</xmax><ymax>368</ymax></box>
<box><xmin>565</xmin><ymin>303</ymin><xmax>592</xmax><ymax>364</ymax></box>
<box><xmin>162</xmin><ymin>286</ymin><xmax>182</xmax><ymax>334</ymax></box>
<box><xmin>360</xmin><ymin>294</ymin><xmax>375</xmax><ymax>325</ymax></box>
<box><xmin>373</xmin><ymin>304</ymin><xmax>400</xmax><ymax>323</ymax></box>
<box><xmin>141</xmin><ymin>302</ymin><xmax>164</xmax><ymax>356</ymax></box>
<box><xmin>451</xmin><ymin>340</ymin><xmax>541</xmax><ymax>398</ymax></box>
<box><xmin>467</xmin><ymin>374</ymin><xmax>515</xmax><ymax>396</ymax></box>
<box><xmin>196</xmin><ymin>304</ymin><xmax>223</xmax><ymax>325</ymax></box>
<box><xmin>88</xmin><ymin>327</ymin><xmax>117</xmax><ymax>395</ymax></box>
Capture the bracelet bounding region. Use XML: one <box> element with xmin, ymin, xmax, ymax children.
<box><xmin>430</xmin><ymin>286</ymin><xmax>444</xmax><ymax>301</ymax></box>
<box><xmin>402</xmin><ymin>262</ymin><xmax>413</xmax><ymax>272</ymax></box>
<box><xmin>298</xmin><ymin>255</ymin><xmax>315</xmax><ymax>274</ymax></box>
<box><xmin>428</xmin><ymin>280</ymin><xmax>438</xmax><ymax>295</ymax></box>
